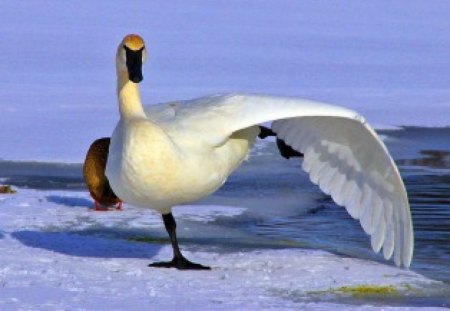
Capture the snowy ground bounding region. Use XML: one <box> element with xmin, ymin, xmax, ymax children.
<box><xmin>0</xmin><ymin>188</ymin><xmax>446</xmax><ymax>310</ymax></box>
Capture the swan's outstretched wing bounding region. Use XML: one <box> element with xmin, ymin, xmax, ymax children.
<box><xmin>144</xmin><ymin>94</ymin><xmax>413</xmax><ymax>268</ymax></box>
<box><xmin>145</xmin><ymin>94</ymin><xmax>365</xmax><ymax>146</ymax></box>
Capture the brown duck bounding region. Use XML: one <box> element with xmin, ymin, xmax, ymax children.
<box><xmin>83</xmin><ymin>137</ymin><xmax>122</xmax><ymax>211</ymax></box>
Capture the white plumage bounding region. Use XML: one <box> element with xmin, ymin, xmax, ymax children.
<box><xmin>105</xmin><ymin>35</ymin><xmax>413</xmax><ymax>269</ymax></box>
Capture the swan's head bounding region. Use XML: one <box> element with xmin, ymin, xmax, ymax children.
<box><xmin>116</xmin><ymin>34</ymin><xmax>147</xmax><ymax>83</ymax></box>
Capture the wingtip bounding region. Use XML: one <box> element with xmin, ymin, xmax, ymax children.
<box><xmin>402</xmin><ymin>241</ymin><xmax>414</xmax><ymax>269</ymax></box>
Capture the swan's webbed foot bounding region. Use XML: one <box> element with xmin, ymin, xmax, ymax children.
<box><xmin>276</xmin><ymin>138</ymin><xmax>304</xmax><ymax>159</ymax></box>
<box><xmin>93</xmin><ymin>200</ymin><xmax>123</xmax><ymax>211</ymax></box>
<box><xmin>152</xmin><ymin>212</ymin><xmax>211</xmax><ymax>271</ymax></box>
<box><xmin>115</xmin><ymin>201</ymin><xmax>123</xmax><ymax>211</ymax></box>
<box><xmin>94</xmin><ymin>201</ymin><xmax>109</xmax><ymax>211</ymax></box>
<box><xmin>149</xmin><ymin>256</ymin><xmax>210</xmax><ymax>270</ymax></box>
<box><xmin>258</xmin><ymin>126</ymin><xmax>276</xmax><ymax>139</ymax></box>
<box><xmin>258</xmin><ymin>126</ymin><xmax>304</xmax><ymax>159</ymax></box>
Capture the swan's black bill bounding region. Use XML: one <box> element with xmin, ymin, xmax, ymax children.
<box><xmin>124</xmin><ymin>45</ymin><xmax>144</xmax><ymax>83</ymax></box>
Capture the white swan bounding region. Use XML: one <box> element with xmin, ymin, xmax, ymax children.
<box><xmin>105</xmin><ymin>34</ymin><xmax>414</xmax><ymax>270</ymax></box>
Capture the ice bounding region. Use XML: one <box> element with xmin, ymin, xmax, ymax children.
<box><xmin>0</xmin><ymin>1</ymin><xmax>449</xmax><ymax>162</ymax></box>
<box><xmin>173</xmin><ymin>204</ymin><xmax>246</xmax><ymax>223</ymax></box>
<box><xmin>0</xmin><ymin>188</ymin><xmax>445</xmax><ymax>310</ymax></box>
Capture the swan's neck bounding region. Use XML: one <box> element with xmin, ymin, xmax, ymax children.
<box><xmin>117</xmin><ymin>71</ymin><xmax>146</xmax><ymax>119</ymax></box>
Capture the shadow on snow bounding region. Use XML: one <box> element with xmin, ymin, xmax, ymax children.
<box><xmin>46</xmin><ymin>195</ymin><xmax>93</xmax><ymax>209</ymax></box>
<box><xmin>11</xmin><ymin>229</ymin><xmax>162</xmax><ymax>259</ymax></box>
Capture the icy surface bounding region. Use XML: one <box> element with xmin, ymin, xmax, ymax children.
<box><xmin>0</xmin><ymin>188</ymin><xmax>446</xmax><ymax>310</ymax></box>
<box><xmin>1</xmin><ymin>1</ymin><xmax>450</xmax><ymax>161</ymax></box>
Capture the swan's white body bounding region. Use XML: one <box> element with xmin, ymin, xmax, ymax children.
<box><xmin>107</xmin><ymin>97</ymin><xmax>259</xmax><ymax>213</ymax></box>
<box><xmin>106</xmin><ymin>36</ymin><xmax>413</xmax><ymax>268</ymax></box>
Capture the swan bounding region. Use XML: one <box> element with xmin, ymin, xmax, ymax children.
<box><xmin>83</xmin><ymin>138</ymin><xmax>122</xmax><ymax>211</ymax></box>
<box><xmin>105</xmin><ymin>34</ymin><xmax>414</xmax><ymax>270</ymax></box>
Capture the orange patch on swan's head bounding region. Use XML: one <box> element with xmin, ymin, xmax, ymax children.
<box><xmin>122</xmin><ymin>34</ymin><xmax>145</xmax><ymax>51</ymax></box>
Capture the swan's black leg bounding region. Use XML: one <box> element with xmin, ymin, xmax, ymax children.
<box><xmin>258</xmin><ymin>126</ymin><xmax>304</xmax><ymax>159</ymax></box>
<box><xmin>149</xmin><ymin>212</ymin><xmax>210</xmax><ymax>270</ymax></box>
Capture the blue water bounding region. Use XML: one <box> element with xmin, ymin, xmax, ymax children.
<box><xmin>1</xmin><ymin>127</ymin><xmax>449</xmax><ymax>307</ymax></box>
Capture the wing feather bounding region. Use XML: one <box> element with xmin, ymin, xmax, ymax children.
<box><xmin>272</xmin><ymin>115</ymin><xmax>413</xmax><ymax>267</ymax></box>
<box><xmin>383</xmin><ymin>200</ymin><xmax>395</xmax><ymax>260</ymax></box>
<box><xmin>371</xmin><ymin>208</ymin><xmax>386</xmax><ymax>253</ymax></box>
<box><xmin>144</xmin><ymin>93</ymin><xmax>413</xmax><ymax>267</ymax></box>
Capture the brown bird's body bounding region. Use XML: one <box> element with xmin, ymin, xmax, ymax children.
<box><xmin>83</xmin><ymin>137</ymin><xmax>122</xmax><ymax>211</ymax></box>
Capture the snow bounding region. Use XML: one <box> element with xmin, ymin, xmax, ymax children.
<box><xmin>0</xmin><ymin>188</ymin><xmax>446</xmax><ymax>310</ymax></box>
<box><xmin>1</xmin><ymin>1</ymin><xmax>450</xmax><ymax>162</ymax></box>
